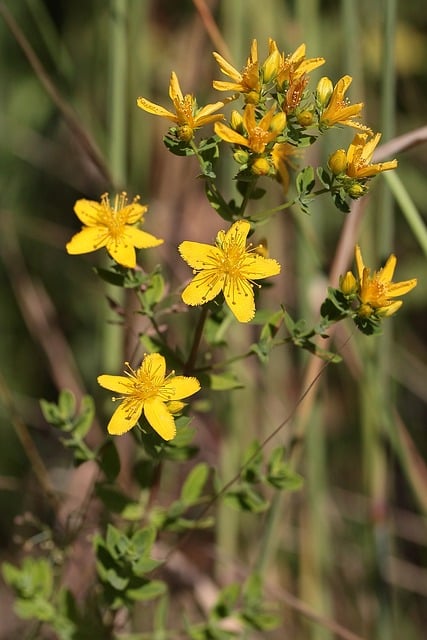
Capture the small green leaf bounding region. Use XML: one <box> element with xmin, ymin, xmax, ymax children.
<box><xmin>207</xmin><ymin>372</ymin><xmax>243</xmax><ymax>391</ymax></box>
<box><xmin>127</xmin><ymin>579</ymin><xmax>166</xmax><ymax>601</ymax></box>
<box><xmin>181</xmin><ymin>463</ymin><xmax>209</xmax><ymax>505</ymax></box>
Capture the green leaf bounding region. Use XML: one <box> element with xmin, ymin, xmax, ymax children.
<box><xmin>267</xmin><ymin>447</ymin><xmax>304</xmax><ymax>491</ymax></box>
<box><xmin>224</xmin><ymin>486</ymin><xmax>269</xmax><ymax>513</ymax></box>
<box><xmin>106</xmin><ymin>568</ymin><xmax>129</xmax><ymax>591</ymax></box>
<box><xmin>296</xmin><ymin>166</ymin><xmax>315</xmax><ymax>196</ymax></box>
<box><xmin>142</xmin><ymin>272</ymin><xmax>165</xmax><ymax>308</ymax></box>
<box><xmin>72</xmin><ymin>395</ymin><xmax>95</xmax><ymax>438</ymax></box>
<box><xmin>212</xmin><ymin>583</ymin><xmax>240</xmax><ymax>620</ymax></box>
<box><xmin>181</xmin><ymin>463</ymin><xmax>209</xmax><ymax>505</ymax></box>
<box><xmin>58</xmin><ymin>389</ymin><xmax>76</xmax><ymax>418</ymax></box>
<box><xmin>207</xmin><ymin>372</ymin><xmax>243</xmax><ymax>391</ymax></box>
<box><xmin>127</xmin><ymin>579</ymin><xmax>167</xmax><ymax>601</ymax></box>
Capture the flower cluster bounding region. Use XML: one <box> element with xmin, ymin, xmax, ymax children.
<box><xmin>64</xmin><ymin>38</ymin><xmax>417</xmax><ymax>441</ymax></box>
<box><xmin>340</xmin><ymin>245</ymin><xmax>417</xmax><ymax>321</ymax></box>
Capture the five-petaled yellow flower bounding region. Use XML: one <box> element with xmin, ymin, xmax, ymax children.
<box><xmin>343</xmin><ymin>133</ymin><xmax>398</xmax><ymax>178</ymax></box>
<box><xmin>98</xmin><ymin>353</ymin><xmax>200</xmax><ymax>440</ymax></box>
<box><xmin>318</xmin><ymin>75</ymin><xmax>371</xmax><ymax>133</ymax></box>
<box><xmin>66</xmin><ymin>193</ymin><xmax>163</xmax><ymax>268</ymax></box>
<box><xmin>214</xmin><ymin>104</ymin><xmax>286</xmax><ymax>154</ymax></box>
<box><xmin>179</xmin><ymin>220</ymin><xmax>281</xmax><ymax>322</ymax></box>
<box><xmin>213</xmin><ymin>39</ymin><xmax>261</xmax><ymax>103</ymax></box>
<box><xmin>268</xmin><ymin>40</ymin><xmax>325</xmax><ymax>89</ymax></box>
<box><xmin>354</xmin><ymin>245</ymin><xmax>417</xmax><ymax>318</ymax></box>
<box><xmin>137</xmin><ymin>71</ymin><xmax>226</xmax><ymax>142</ymax></box>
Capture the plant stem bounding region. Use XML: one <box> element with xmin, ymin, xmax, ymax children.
<box><xmin>184</xmin><ymin>307</ymin><xmax>209</xmax><ymax>374</ymax></box>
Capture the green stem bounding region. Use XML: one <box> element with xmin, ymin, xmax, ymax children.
<box><xmin>184</xmin><ymin>307</ymin><xmax>209</xmax><ymax>374</ymax></box>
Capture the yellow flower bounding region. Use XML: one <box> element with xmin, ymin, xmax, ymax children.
<box><xmin>319</xmin><ymin>75</ymin><xmax>371</xmax><ymax>132</ymax></box>
<box><xmin>354</xmin><ymin>245</ymin><xmax>417</xmax><ymax>317</ymax></box>
<box><xmin>179</xmin><ymin>220</ymin><xmax>281</xmax><ymax>322</ymax></box>
<box><xmin>137</xmin><ymin>71</ymin><xmax>225</xmax><ymax>142</ymax></box>
<box><xmin>66</xmin><ymin>193</ymin><xmax>163</xmax><ymax>268</ymax></box>
<box><xmin>345</xmin><ymin>133</ymin><xmax>398</xmax><ymax>178</ymax></box>
<box><xmin>215</xmin><ymin>104</ymin><xmax>285</xmax><ymax>154</ymax></box>
<box><xmin>213</xmin><ymin>39</ymin><xmax>261</xmax><ymax>103</ymax></box>
<box><xmin>269</xmin><ymin>40</ymin><xmax>325</xmax><ymax>88</ymax></box>
<box><xmin>97</xmin><ymin>353</ymin><xmax>200</xmax><ymax>440</ymax></box>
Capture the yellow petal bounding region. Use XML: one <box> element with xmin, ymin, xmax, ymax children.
<box><xmin>107</xmin><ymin>398</ymin><xmax>143</xmax><ymax>435</ymax></box>
<box><xmin>169</xmin><ymin>71</ymin><xmax>183</xmax><ymax>102</ymax></box>
<box><xmin>379</xmin><ymin>253</ymin><xmax>397</xmax><ymax>282</ymax></box>
<box><xmin>136</xmin><ymin>96</ymin><xmax>177</xmax><ymax>121</ymax></box>
<box><xmin>106</xmin><ymin>237</ymin><xmax>137</xmax><ymax>268</ymax></box>
<box><xmin>121</xmin><ymin>202</ymin><xmax>148</xmax><ymax>224</ymax></box>
<box><xmin>164</xmin><ymin>376</ymin><xmax>200</xmax><ymax>400</ymax></box>
<box><xmin>386</xmin><ymin>278</ymin><xmax>417</xmax><ymax>297</ymax></box>
<box><xmin>213</xmin><ymin>52</ymin><xmax>242</xmax><ymax>83</ymax></box>
<box><xmin>124</xmin><ymin>227</ymin><xmax>164</xmax><ymax>249</ymax></box>
<box><xmin>241</xmin><ymin>254</ymin><xmax>281</xmax><ymax>279</ymax></box>
<box><xmin>224</xmin><ymin>219</ymin><xmax>251</xmax><ymax>245</ymax></box>
<box><xmin>354</xmin><ymin>245</ymin><xmax>365</xmax><ymax>281</ymax></box>
<box><xmin>144</xmin><ymin>398</ymin><xmax>176</xmax><ymax>440</ymax></box>
<box><xmin>141</xmin><ymin>352</ymin><xmax>166</xmax><ymax>380</ymax></box>
<box><xmin>66</xmin><ymin>227</ymin><xmax>107</xmax><ymax>255</ymax></box>
<box><xmin>74</xmin><ymin>199</ymin><xmax>103</xmax><ymax>226</ymax></box>
<box><xmin>223</xmin><ymin>276</ymin><xmax>256</xmax><ymax>322</ymax></box>
<box><xmin>97</xmin><ymin>374</ymin><xmax>134</xmax><ymax>394</ymax></box>
<box><xmin>212</xmin><ymin>80</ymin><xmax>243</xmax><ymax>92</ymax></box>
<box><xmin>181</xmin><ymin>271</ymin><xmax>224</xmax><ymax>306</ymax></box>
<box><xmin>214</xmin><ymin>122</ymin><xmax>249</xmax><ymax>146</ymax></box>
<box><xmin>179</xmin><ymin>241</ymin><xmax>221</xmax><ymax>269</ymax></box>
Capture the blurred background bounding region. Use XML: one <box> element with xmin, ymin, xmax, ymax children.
<box><xmin>0</xmin><ymin>1</ymin><xmax>426</xmax><ymax>638</ymax></box>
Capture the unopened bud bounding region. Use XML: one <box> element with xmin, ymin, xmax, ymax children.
<box><xmin>262</xmin><ymin>49</ymin><xmax>281</xmax><ymax>83</ymax></box>
<box><xmin>328</xmin><ymin>149</ymin><xmax>347</xmax><ymax>175</ymax></box>
<box><xmin>339</xmin><ymin>271</ymin><xmax>357</xmax><ymax>296</ymax></box>
<box><xmin>177</xmin><ymin>124</ymin><xmax>194</xmax><ymax>142</ymax></box>
<box><xmin>230</xmin><ymin>110</ymin><xmax>244</xmax><ymax>132</ymax></box>
<box><xmin>348</xmin><ymin>183</ymin><xmax>366</xmax><ymax>199</ymax></box>
<box><xmin>233</xmin><ymin>149</ymin><xmax>249</xmax><ymax>165</ymax></box>
<box><xmin>316</xmin><ymin>76</ymin><xmax>333</xmax><ymax>106</ymax></box>
<box><xmin>270</xmin><ymin>111</ymin><xmax>287</xmax><ymax>134</ymax></box>
<box><xmin>251</xmin><ymin>157</ymin><xmax>271</xmax><ymax>176</ymax></box>
<box><xmin>297</xmin><ymin>110</ymin><xmax>314</xmax><ymax>127</ymax></box>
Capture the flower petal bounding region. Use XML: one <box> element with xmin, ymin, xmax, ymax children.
<box><xmin>144</xmin><ymin>398</ymin><xmax>176</xmax><ymax>440</ymax></box>
<box><xmin>97</xmin><ymin>374</ymin><xmax>134</xmax><ymax>394</ymax></box>
<box><xmin>214</xmin><ymin>122</ymin><xmax>249</xmax><ymax>146</ymax></box>
<box><xmin>386</xmin><ymin>278</ymin><xmax>417</xmax><ymax>297</ymax></box>
<box><xmin>181</xmin><ymin>271</ymin><xmax>225</xmax><ymax>306</ymax></box>
<box><xmin>73</xmin><ymin>199</ymin><xmax>104</xmax><ymax>226</ymax></box>
<box><xmin>169</xmin><ymin>71</ymin><xmax>183</xmax><ymax>102</ymax></box>
<box><xmin>164</xmin><ymin>376</ymin><xmax>200</xmax><ymax>400</ymax></box>
<box><xmin>124</xmin><ymin>227</ymin><xmax>164</xmax><ymax>249</ymax></box>
<box><xmin>106</xmin><ymin>237</ymin><xmax>137</xmax><ymax>268</ymax></box>
<box><xmin>107</xmin><ymin>398</ymin><xmax>143</xmax><ymax>435</ymax></box>
<box><xmin>379</xmin><ymin>254</ymin><xmax>397</xmax><ymax>282</ymax></box>
<box><xmin>141</xmin><ymin>352</ymin><xmax>166</xmax><ymax>381</ymax></box>
<box><xmin>213</xmin><ymin>52</ymin><xmax>242</xmax><ymax>83</ymax></box>
<box><xmin>179</xmin><ymin>241</ymin><xmax>221</xmax><ymax>269</ymax></box>
<box><xmin>121</xmin><ymin>202</ymin><xmax>148</xmax><ymax>224</ymax></box>
<box><xmin>354</xmin><ymin>245</ymin><xmax>366</xmax><ymax>282</ymax></box>
<box><xmin>223</xmin><ymin>276</ymin><xmax>256</xmax><ymax>322</ymax></box>
<box><xmin>136</xmin><ymin>97</ymin><xmax>177</xmax><ymax>121</ymax></box>
<box><xmin>66</xmin><ymin>227</ymin><xmax>107</xmax><ymax>255</ymax></box>
<box><xmin>241</xmin><ymin>255</ymin><xmax>281</xmax><ymax>279</ymax></box>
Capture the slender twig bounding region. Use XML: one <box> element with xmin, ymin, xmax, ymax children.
<box><xmin>184</xmin><ymin>307</ymin><xmax>209</xmax><ymax>374</ymax></box>
<box><xmin>192</xmin><ymin>0</ymin><xmax>232</xmax><ymax>60</ymax></box>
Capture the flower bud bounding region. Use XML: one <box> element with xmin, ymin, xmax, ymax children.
<box><xmin>339</xmin><ymin>271</ymin><xmax>357</xmax><ymax>296</ymax></box>
<box><xmin>251</xmin><ymin>157</ymin><xmax>271</xmax><ymax>176</ymax></box>
<box><xmin>262</xmin><ymin>49</ymin><xmax>281</xmax><ymax>83</ymax></box>
<box><xmin>233</xmin><ymin>149</ymin><xmax>249</xmax><ymax>165</ymax></box>
<box><xmin>316</xmin><ymin>76</ymin><xmax>333</xmax><ymax>106</ymax></box>
<box><xmin>177</xmin><ymin>124</ymin><xmax>194</xmax><ymax>142</ymax></box>
<box><xmin>270</xmin><ymin>111</ymin><xmax>287</xmax><ymax>134</ymax></box>
<box><xmin>347</xmin><ymin>183</ymin><xmax>366</xmax><ymax>199</ymax></box>
<box><xmin>245</xmin><ymin>90</ymin><xmax>261</xmax><ymax>105</ymax></box>
<box><xmin>328</xmin><ymin>149</ymin><xmax>347</xmax><ymax>175</ymax></box>
<box><xmin>230</xmin><ymin>110</ymin><xmax>244</xmax><ymax>132</ymax></box>
<box><xmin>297</xmin><ymin>110</ymin><xmax>314</xmax><ymax>127</ymax></box>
